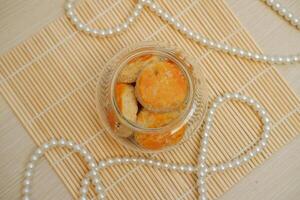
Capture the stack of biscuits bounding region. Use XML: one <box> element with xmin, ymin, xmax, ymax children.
<box><xmin>109</xmin><ymin>54</ymin><xmax>189</xmax><ymax>150</ymax></box>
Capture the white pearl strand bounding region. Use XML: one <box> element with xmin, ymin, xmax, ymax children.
<box><xmin>22</xmin><ymin>93</ymin><xmax>271</xmax><ymax>200</ymax></box>
<box><xmin>64</xmin><ymin>0</ymin><xmax>300</xmax><ymax>65</ymax></box>
<box><xmin>22</xmin><ymin>139</ymin><xmax>104</xmax><ymax>200</ymax></box>
<box><xmin>262</xmin><ymin>0</ymin><xmax>300</xmax><ymax>30</ymax></box>
<box><xmin>197</xmin><ymin>93</ymin><xmax>271</xmax><ymax>200</ymax></box>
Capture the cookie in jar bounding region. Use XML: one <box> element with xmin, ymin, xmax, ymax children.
<box><xmin>96</xmin><ymin>41</ymin><xmax>208</xmax><ymax>153</ymax></box>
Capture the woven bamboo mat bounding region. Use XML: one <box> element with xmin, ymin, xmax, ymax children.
<box><xmin>1</xmin><ymin>0</ymin><xmax>300</xmax><ymax>199</ymax></box>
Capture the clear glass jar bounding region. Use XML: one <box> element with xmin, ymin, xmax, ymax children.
<box><xmin>96</xmin><ymin>41</ymin><xmax>208</xmax><ymax>153</ymax></box>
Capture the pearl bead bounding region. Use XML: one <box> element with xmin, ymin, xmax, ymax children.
<box><xmin>64</xmin><ymin>3</ymin><xmax>72</xmax><ymax>10</ymax></box>
<box><xmin>187</xmin><ymin>166</ymin><xmax>194</xmax><ymax>172</ymax></box>
<box><xmin>208</xmin><ymin>41</ymin><xmax>216</xmax><ymax>48</ymax></box>
<box><xmin>59</xmin><ymin>139</ymin><xmax>66</xmax><ymax>146</ymax></box>
<box><xmin>155</xmin><ymin>161</ymin><xmax>161</xmax><ymax>167</ymax></box>
<box><xmin>199</xmin><ymin>185</ymin><xmax>206</xmax><ymax>193</ymax></box>
<box><xmin>238</xmin><ymin>49</ymin><xmax>245</xmax><ymax>56</ymax></box>
<box><xmin>98</xmin><ymin>161</ymin><xmax>106</xmax><ymax>168</ymax></box>
<box><xmin>81</xmin><ymin>178</ymin><xmax>89</xmax><ymax>186</ymax></box>
<box><xmin>80</xmin><ymin>187</ymin><xmax>88</xmax><ymax>194</ymax></box>
<box><xmin>249</xmin><ymin>151</ymin><xmax>255</xmax><ymax>157</ymax></box>
<box><xmin>76</xmin><ymin>23</ymin><xmax>85</xmax><ymax>31</ymax></box>
<box><xmin>279</xmin><ymin>8</ymin><xmax>287</xmax><ymax>16</ymax></box>
<box><xmin>66</xmin><ymin>10</ymin><xmax>74</xmax><ymax>18</ymax></box>
<box><xmin>35</xmin><ymin>148</ymin><xmax>43</xmax><ymax>156</ymax></box>
<box><xmin>80</xmin><ymin>196</ymin><xmax>87</xmax><ymax>200</ymax></box>
<box><xmin>71</xmin><ymin>16</ymin><xmax>79</xmax><ymax>24</ymax></box>
<box><xmin>42</xmin><ymin>143</ymin><xmax>49</xmax><ymax>150</ymax></box>
<box><xmin>243</xmin><ymin>156</ymin><xmax>249</xmax><ymax>162</ymax></box>
<box><xmin>92</xmin><ymin>177</ymin><xmax>101</xmax><ymax>184</ymax></box>
<box><xmin>187</xmin><ymin>31</ymin><xmax>194</xmax><ymax>39</ymax></box>
<box><xmin>171</xmin><ymin>164</ymin><xmax>177</xmax><ymax>170</ymax></box>
<box><xmin>202</xmin><ymin>139</ymin><xmax>208</xmax><ymax>146</ymax></box>
<box><xmin>31</xmin><ymin>155</ymin><xmax>38</xmax><ymax>162</ymax></box>
<box><xmin>230</xmin><ymin>47</ymin><xmax>237</xmax><ymax>55</ymax></box>
<box><xmin>235</xmin><ymin>159</ymin><xmax>241</xmax><ymax>166</ymax></box>
<box><xmin>25</xmin><ymin>170</ymin><xmax>33</xmax><ymax>178</ymax></box>
<box><xmin>85</xmin><ymin>154</ymin><xmax>93</xmax><ymax>162</ymax></box>
<box><xmin>22</xmin><ymin>195</ymin><xmax>30</xmax><ymax>200</ymax></box>
<box><xmin>50</xmin><ymin>139</ymin><xmax>57</xmax><ymax>146</ymax></box>
<box><xmin>162</xmin><ymin>12</ymin><xmax>170</xmax><ymax>20</ymax></box>
<box><xmin>133</xmin><ymin>10</ymin><xmax>140</xmax><ymax>17</ymax></box>
<box><xmin>96</xmin><ymin>185</ymin><xmax>103</xmax><ymax>193</ymax></box>
<box><xmin>199</xmin><ymin>177</ymin><xmax>205</xmax><ymax>185</ymax></box>
<box><xmin>89</xmin><ymin>162</ymin><xmax>97</xmax><ymax>168</ymax></box>
<box><xmin>128</xmin><ymin>16</ymin><xmax>134</xmax><ymax>23</ymax></box>
<box><xmin>107</xmin><ymin>29</ymin><xmax>114</xmax><ymax>35</ymax></box>
<box><xmin>89</xmin><ymin>170</ymin><xmax>97</xmax><ymax>177</ymax></box>
<box><xmin>211</xmin><ymin>166</ymin><xmax>217</xmax><ymax>172</ymax></box>
<box><xmin>108</xmin><ymin>159</ymin><xmax>114</xmax><ymax>165</ymax></box>
<box><xmin>22</xmin><ymin>187</ymin><xmax>30</xmax><ymax>194</ymax></box>
<box><xmin>180</xmin><ymin>26</ymin><xmax>188</xmax><ymax>35</ymax></box>
<box><xmin>27</xmin><ymin>162</ymin><xmax>34</xmax><ymax>170</ymax></box>
<box><xmin>119</xmin><ymin>23</ymin><xmax>127</xmax><ymax>30</ymax></box>
<box><xmin>156</xmin><ymin>8</ymin><xmax>163</xmax><ymax>15</ymax></box>
<box><xmin>149</xmin><ymin>3</ymin><xmax>157</xmax><ymax>11</ymax></box>
<box><xmin>98</xmin><ymin>193</ymin><xmax>105</xmax><ymax>199</ymax></box>
<box><xmin>199</xmin><ymin>170</ymin><xmax>205</xmax><ymax>177</ymax></box>
<box><xmin>74</xmin><ymin>144</ymin><xmax>82</xmax><ymax>152</ymax></box>
<box><xmin>256</xmin><ymin>146</ymin><xmax>261</xmax><ymax>152</ymax></box>
<box><xmin>201</xmin><ymin>38</ymin><xmax>208</xmax><ymax>45</ymax></box>
<box><xmin>23</xmin><ymin>179</ymin><xmax>31</xmax><ymax>186</ymax></box>
<box><xmin>220</xmin><ymin>165</ymin><xmax>225</xmax><ymax>171</ymax></box>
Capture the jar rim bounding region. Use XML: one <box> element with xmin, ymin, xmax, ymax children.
<box><xmin>110</xmin><ymin>44</ymin><xmax>195</xmax><ymax>134</ymax></box>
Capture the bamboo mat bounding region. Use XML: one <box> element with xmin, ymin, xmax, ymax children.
<box><xmin>1</xmin><ymin>0</ymin><xmax>300</xmax><ymax>199</ymax></box>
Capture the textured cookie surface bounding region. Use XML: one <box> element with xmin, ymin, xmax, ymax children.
<box><xmin>135</xmin><ymin>60</ymin><xmax>188</xmax><ymax>112</ymax></box>
<box><xmin>106</xmin><ymin>110</ymin><xmax>133</xmax><ymax>138</ymax></box>
<box><xmin>115</xmin><ymin>83</ymin><xmax>138</xmax><ymax>123</ymax></box>
<box><xmin>108</xmin><ymin>83</ymin><xmax>138</xmax><ymax>137</ymax></box>
<box><xmin>118</xmin><ymin>55</ymin><xmax>160</xmax><ymax>83</ymax></box>
<box><xmin>134</xmin><ymin>109</ymin><xmax>185</xmax><ymax>150</ymax></box>
<box><xmin>136</xmin><ymin>109</ymin><xmax>180</xmax><ymax>128</ymax></box>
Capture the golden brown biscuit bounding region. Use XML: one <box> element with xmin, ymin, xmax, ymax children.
<box><xmin>136</xmin><ymin>108</ymin><xmax>180</xmax><ymax>128</ymax></box>
<box><xmin>118</xmin><ymin>55</ymin><xmax>160</xmax><ymax>83</ymax></box>
<box><xmin>115</xmin><ymin>83</ymin><xmax>138</xmax><ymax>123</ymax></box>
<box><xmin>107</xmin><ymin>83</ymin><xmax>138</xmax><ymax>138</ymax></box>
<box><xmin>134</xmin><ymin>109</ymin><xmax>185</xmax><ymax>150</ymax></box>
<box><xmin>135</xmin><ymin>60</ymin><xmax>188</xmax><ymax>112</ymax></box>
<box><xmin>106</xmin><ymin>110</ymin><xmax>133</xmax><ymax>138</ymax></box>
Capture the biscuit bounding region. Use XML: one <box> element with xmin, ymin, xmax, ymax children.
<box><xmin>107</xmin><ymin>83</ymin><xmax>138</xmax><ymax>138</ymax></box>
<box><xmin>115</xmin><ymin>83</ymin><xmax>138</xmax><ymax>123</ymax></box>
<box><xmin>106</xmin><ymin>110</ymin><xmax>133</xmax><ymax>138</ymax></box>
<box><xmin>134</xmin><ymin>109</ymin><xmax>185</xmax><ymax>150</ymax></box>
<box><xmin>118</xmin><ymin>55</ymin><xmax>160</xmax><ymax>83</ymax></box>
<box><xmin>135</xmin><ymin>60</ymin><xmax>188</xmax><ymax>112</ymax></box>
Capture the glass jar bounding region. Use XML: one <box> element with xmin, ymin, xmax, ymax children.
<box><xmin>96</xmin><ymin>41</ymin><xmax>208</xmax><ymax>153</ymax></box>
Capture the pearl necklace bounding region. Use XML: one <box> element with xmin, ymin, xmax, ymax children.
<box><xmin>22</xmin><ymin>93</ymin><xmax>271</xmax><ymax>200</ymax></box>
<box><xmin>64</xmin><ymin>0</ymin><xmax>300</xmax><ymax>65</ymax></box>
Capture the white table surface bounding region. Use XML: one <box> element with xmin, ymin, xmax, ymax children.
<box><xmin>1</xmin><ymin>0</ymin><xmax>300</xmax><ymax>199</ymax></box>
